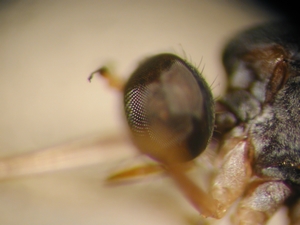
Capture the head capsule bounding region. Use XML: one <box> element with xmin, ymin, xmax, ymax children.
<box><xmin>123</xmin><ymin>53</ymin><xmax>214</xmax><ymax>165</ymax></box>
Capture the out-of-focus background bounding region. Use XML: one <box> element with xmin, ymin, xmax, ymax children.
<box><xmin>0</xmin><ymin>1</ymin><xmax>288</xmax><ymax>225</ymax></box>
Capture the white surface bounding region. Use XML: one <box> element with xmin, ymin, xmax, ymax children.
<box><xmin>0</xmin><ymin>1</ymin><xmax>280</xmax><ymax>225</ymax></box>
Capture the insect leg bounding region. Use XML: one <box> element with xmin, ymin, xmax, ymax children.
<box><xmin>166</xmin><ymin>127</ymin><xmax>251</xmax><ymax>219</ymax></box>
<box><xmin>209</xmin><ymin>132</ymin><xmax>252</xmax><ymax>218</ymax></box>
<box><xmin>233</xmin><ymin>181</ymin><xmax>292</xmax><ymax>225</ymax></box>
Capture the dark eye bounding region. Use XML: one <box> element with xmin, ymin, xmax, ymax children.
<box><xmin>123</xmin><ymin>53</ymin><xmax>215</xmax><ymax>165</ymax></box>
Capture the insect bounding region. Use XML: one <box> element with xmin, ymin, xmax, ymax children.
<box><xmin>89</xmin><ymin>21</ymin><xmax>300</xmax><ymax>225</ymax></box>
<box><xmin>1</xmin><ymin>21</ymin><xmax>300</xmax><ymax>225</ymax></box>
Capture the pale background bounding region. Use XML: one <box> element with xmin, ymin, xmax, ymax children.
<box><xmin>0</xmin><ymin>1</ymin><xmax>284</xmax><ymax>225</ymax></box>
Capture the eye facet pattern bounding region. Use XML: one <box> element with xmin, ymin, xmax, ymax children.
<box><xmin>123</xmin><ymin>53</ymin><xmax>214</xmax><ymax>164</ymax></box>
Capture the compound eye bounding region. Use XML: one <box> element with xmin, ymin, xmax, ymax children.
<box><xmin>123</xmin><ymin>54</ymin><xmax>214</xmax><ymax>165</ymax></box>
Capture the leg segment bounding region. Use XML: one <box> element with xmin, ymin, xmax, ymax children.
<box><xmin>167</xmin><ymin>128</ymin><xmax>252</xmax><ymax>219</ymax></box>
<box><xmin>233</xmin><ymin>181</ymin><xmax>292</xmax><ymax>225</ymax></box>
<box><xmin>210</xmin><ymin>137</ymin><xmax>252</xmax><ymax>218</ymax></box>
